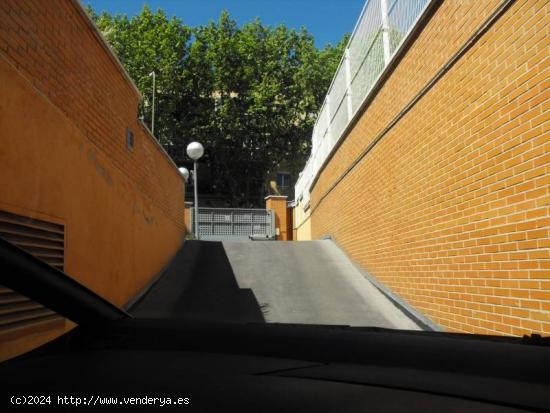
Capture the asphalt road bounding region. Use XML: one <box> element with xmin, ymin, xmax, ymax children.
<box><xmin>223</xmin><ymin>240</ymin><xmax>420</xmax><ymax>329</ymax></box>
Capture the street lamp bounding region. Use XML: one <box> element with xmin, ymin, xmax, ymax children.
<box><xmin>178</xmin><ymin>167</ymin><xmax>190</xmax><ymax>183</ymax></box>
<box><xmin>186</xmin><ymin>142</ymin><xmax>204</xmax><ymax>239</ymax></box>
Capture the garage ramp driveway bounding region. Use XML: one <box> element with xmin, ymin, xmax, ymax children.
<box><xmin>223</xmin><ymin>240</ymin><xmax>419</xmax><ymax>329</ymax></box>
<box><xmin>132</xmin><ymin>240</ymin><xmax>420</xmax><ymax>330</ymax></box>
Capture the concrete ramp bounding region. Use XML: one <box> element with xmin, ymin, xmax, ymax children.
<box><xmin>131</xmin><ymin>240</ymin><xmax>421</xmax><ymax>330</ymax></box>
<box><xmin>130</xmin><ymin>241</ymin><xmax>265</xmax><ymax>323</ymax></box>
<box><xmin>223</xmin><ymin>240</ymin><xmax>420</xmax><ymax>330</ymax></box>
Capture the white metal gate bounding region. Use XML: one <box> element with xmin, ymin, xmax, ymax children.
<box><xmin>191</xmin><ymin>207</ymin><xmax>276</xmax><ymax>241</ymax></box>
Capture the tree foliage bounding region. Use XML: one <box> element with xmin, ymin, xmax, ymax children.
<box><xmin>87</xmin><ymin>6</ymin><xmax>347</xmax><ymax>206</ymax></box>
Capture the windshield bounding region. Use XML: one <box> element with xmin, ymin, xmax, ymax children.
<box><xmin>0</xmin><ymin>0</ymin><xmax>548</xmax><ymax>364</ymax></box>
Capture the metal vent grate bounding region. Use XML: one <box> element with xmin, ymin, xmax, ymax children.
<box><xmin>0</xmin><ymin>210</ymin><xmax>65</xmax><ymax>341</ymax></box>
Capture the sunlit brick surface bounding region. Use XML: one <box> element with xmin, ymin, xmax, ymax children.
<box><xmin>0</xmin><ymin>0</ymin><xmax>184</xmax><ymax>225</ymax></box>
<box><xmin>310</xmin><ymin>0</ymin><xmax>549</xmax><ymax>335</ymax></box>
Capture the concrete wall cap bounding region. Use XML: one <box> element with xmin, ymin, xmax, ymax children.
<box><xmin>264</xmin><ymin>195</ymin><xmax>288</xmax><ymax>200</ymax></box>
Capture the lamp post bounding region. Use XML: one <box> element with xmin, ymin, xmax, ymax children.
<box><xmin>178</xmin><ymin>167</ymin><xmax>191</xmax><ymax>236</ymax></box>
<box><xmin>149</xmin><ymin>71</ymin><xmax>156</xmax><ymax>135</ymax></box>
<box><xmin>178</xmin><ymin>167</ymin><xmax>190</xmax><ymax>183</ymax></box>
<box><xmin>186</xmin><ymin>142</ymin><xmax>204</xmax><ymax>239</ymax></box>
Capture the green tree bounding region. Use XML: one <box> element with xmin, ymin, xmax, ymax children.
<box><xmin>87</xmin><ymin>6</ymin><xmax>347</xmax><ymax>206</ymax></box>
<box><xmin>93</xmin><ymin>6</ymin><xmax>192</xmax><ymax>159</ymax></box>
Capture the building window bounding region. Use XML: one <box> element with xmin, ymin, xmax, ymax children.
<box><xmin>276</xmin><ymin>172</ymin><xmax>291</xmax><ymax>188</ymax></box>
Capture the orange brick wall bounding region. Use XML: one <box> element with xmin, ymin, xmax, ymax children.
<box><xmin>310</xmin><ymin>0</ymin><xmax>549</xmax><ymax>336</ymax></box>
<box><xmin>0</xmin><ymin>0</ymin><xmax>182</xmax><ymax>221</ymax></box>
<box><xmin>0</xmin><ymin>0</ymin><xmax>185</xmax><ymax>359</ymax></box>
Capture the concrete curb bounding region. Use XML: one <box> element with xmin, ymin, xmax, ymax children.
<box><xmin>320</xmin><ymin>234</ymin><xmax>442</xmax><ymax>332</ymax></box>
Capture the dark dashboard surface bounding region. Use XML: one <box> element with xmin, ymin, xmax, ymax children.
<box><xmin>1</xmin><ymin>238</ymin><xmax>549</xmax><ymax>412</ymax></box>
<box><xmin>1</xmin><ymin>321</ymin><xmax>549</xmax><ymax>412</ymax></box>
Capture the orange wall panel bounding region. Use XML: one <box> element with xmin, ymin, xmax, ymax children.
<box><xmin>266</xmin><ymin>196</ymin><xmax>289</xmax><ymax>240</ymax></box>
<box><xmin>0</xmin><ymin>0</ymin><xmax>185</xmax><ymax>359</ymax></box>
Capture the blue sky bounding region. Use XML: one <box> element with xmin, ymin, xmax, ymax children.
<box><xmin>83</xmin><ymin>0</ymin><xmax>365</xmax><ymax>48</ymax></box>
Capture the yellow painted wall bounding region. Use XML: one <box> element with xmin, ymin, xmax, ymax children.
<box><xmin>294</xmin><ymin>201</ymin><xmax>312</xmax><ymax>241</ymax></box>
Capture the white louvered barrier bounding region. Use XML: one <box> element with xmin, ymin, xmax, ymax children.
<box><xmin>294</xmin><ymin>0</ymin><xmax>432</xmax><ymax>208</ymax></box>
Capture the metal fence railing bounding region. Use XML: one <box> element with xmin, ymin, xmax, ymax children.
<box><xmin>192</xmin><ymin>207</ymin><xmax>275</xmax><ymax>241</ymax></box>
<box><xmin>295</xmin><ymin>0</ymin><xmax>432</xmax><ymax>207</ymax></box>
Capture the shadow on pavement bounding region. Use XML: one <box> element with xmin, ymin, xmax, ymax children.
<box><xmin>130</xmin><ymin>241</ymin><xmax>265</xmax><ymax>323</ymax></box>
